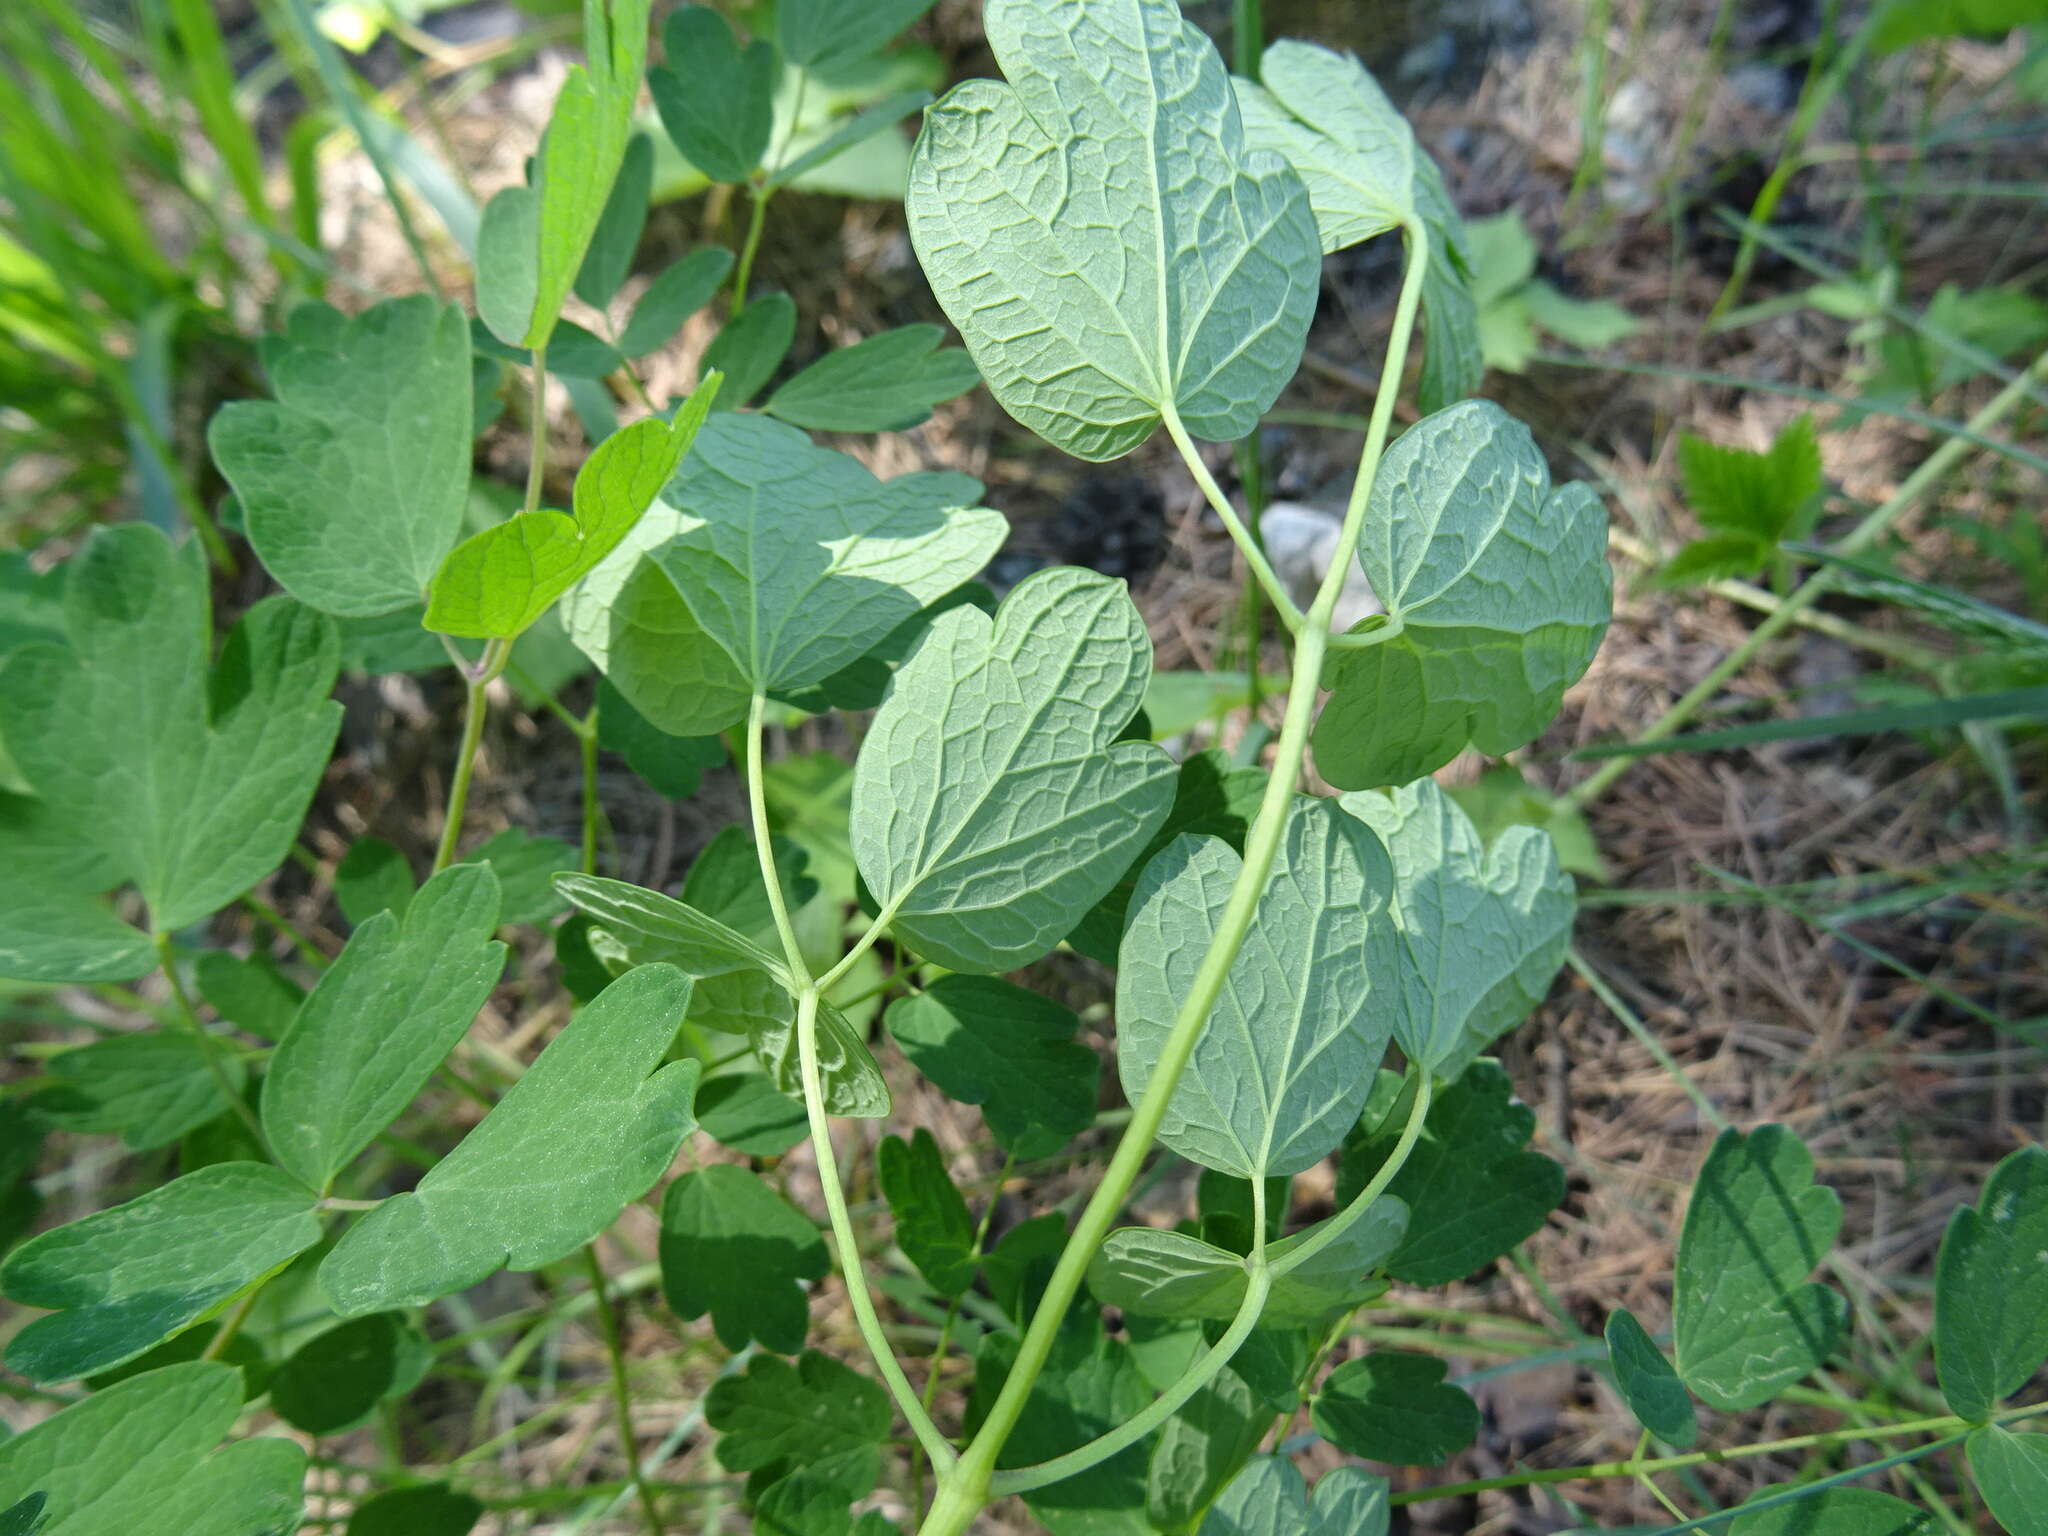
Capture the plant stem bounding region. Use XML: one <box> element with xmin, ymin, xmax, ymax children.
<box><xmin>524</xmin><ymin>345</ymin><xmax>549</xmax><ymax>516</ymax></box>
<box><xmin>200</xmin><ymin>1282</ymin><xmax>265</xmax><ymax>1362</ymax></box>
<box><xmin>581</xmin><ymin>1244</ymin><xmax>663</xmax><ymax>1536</ymax></box>
<box><xmin>1566</xmin><ymin>344</ymin><xmax>2048</xmax><ymax>810</ymax></box>
<box><xmin>434</xmin><ymin>638</ymin><xmax>509</xmax><ymax>873</ymax></box>
<box><xmin>1162</xmin><ymin>408</ymin><xmax>1304</xmax><ymax>630</ymax></box>
<box><xmin>918</xmin><ymin>220</ymin><xmax>1432</xmax><ymax>1536</ymax></box>
<box><xmin>747</xmin><ymin>694</ymin><xmax>807</xmax><ymax>972</ymax></box>
<box><xmin>1269</xmin><ymin>1070</ymin><xmax>1432</xmax><ymax>1276</ymax></box>
<box><xmin>153</xmin><ymin>931</ymin><xmax>270</xmax><ymax>1153</ymax></box>
<box><xmin>579</xmin><ymin>703</ymin><xmax>601</xmax><ymax>876</ymax></box>
<box><xmin>1390</xmin><ymin>1400</ymin><xmax>2047</xmax><ymax>1505</ymax></box>
<box><xmin>794</xmin><ymin>988</ymin><xmax>958</xmax><ymax>1473</ymax></box>
<box><xmin>730</xmin><ymin>189</ymin><xmax>770</xmax><ymax>316</ymax></box>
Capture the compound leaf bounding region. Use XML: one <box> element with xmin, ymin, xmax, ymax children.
<box><xmin>0</xmin><ymin>1363</ymin><xmax>306</xmax><ymax>1536</ymax></box>
<box><xmin>707</xmin><ymin>1350</ymin><xmax>892</xmax><ymax>1471</ymax></box>
<box><xmin>208</xmin><ymin>296</ymin><xmax>471</xmax><ymax>617</ymax></box>
<box><xmin>0</xmin><ymin>1163</ymin><xmax>321</xmax><ymax>1382</ymax></box>
<box><xmin>1235</xmin><ymin>40</ymin><xmax>1480</xmax><ymax>412</ymax></box>
<box><xmin>660</xmin><ymin>1165</ymin><xmax>828</xmax><ymax>1353</ymax></box>
<box><xmin>1314</xmin><ymin>401</ymin><xmax>1610</xmax><ymax>790</ymax></box>
<box><xmin>34</xmin><ymin>1033</ymin><xmax>239</xmax><ymax>1150</ymax></box>
<box><xmin>320</xmin><ymin>964</ymin><xmax>700</xmax><ymax>1313</ymax></box>
<box><xmin>1337</xmin><ymin>1062</ymin><xmax>1564</xmax><ymax>1285</ymax></box>
<box><xmin>1936</xmin><ymin>1145</ymin><xmax>2048</xmax><ymax>1420</ymax></box>
<box><xmin>778</xmin><ymin>0</ymin><xmax>933</xmax><ymax>66</ymax></box>
<box><xmin>268</xmin><ymin>1312</ymin><xmax>431</xmax><ymax>1435</ymax></box>
<box><xmin>649</xmin><ymin>7</ymin><xmax>775</xmax><ymax>184</ymax></box>
<box><xmin>763</xmin><ymin>325</ymin><xmax>979</xmax><ymax>433</ymax></box>
<box><xmin>1338</xmin><ymin>780</ymin><xmax>1574</xmax><ymax>1081</ymax></box>
<box><xmin>1309</xmin><ymin>1352</ymin><xmax>1478</xmax><ymax>1466</ymax></box>
<box><xmin>565</xmin><ymin>412</ymin><xmax>1005</xmax><ymax>735</ymax></box>
<box><xmin>877</xmin><ymin>1129</ymin><xmax>976</xmax><ymax>1297</ymax></box>
<box><xmin>1605</xmin><ymin>1307</ymin><xmax>1698</xmax><ymax>1449</ymax></box>
<box><xmin>1726</xmin><ymin>1487</ymin><xmax>1936</xmax><ymax>1536</ymax></box>
<box><xmin>0</xmin><ymin>525</ymin><xmax>340</xmax><ymax>943</ymax></box>
<box><xmin>621</xmin><ymin>248</ymin><xmax>734</xmax><ymax>358</ymax></box>
<box><xmin>905</xmin><ymin>0</ymin><xmax>1321</xmax><ymax>460</ymax></box>
<box><xmin>477</xmin><ymin>0</ymin><xmax>650</xmax><ymax>349</ymax></box>
<box><xmin>854</xmin><ymin>567</ymin><xmax>1175</xmax><ymax>972</ymax></box>
<box><xmin>427</xmin><ymin>390</ymin><xmax>716</xmax><ymax>640</ymax></box>
<box><xmin>885</xmin><ymin>976</ymin><xmax>1098</xmax><ymax>1159</ymax></box>
<box><xmin>261</xmin><ymin>862</ymin><xmax>506</xmax><ymax>1192</ymax></box>
<box><xmin>1674</xmin><ymin>1125</ymin><xmax>1847</xmax><ymax>1411</ymax></box>
<box><xmin>1118</xmin><ymin>798</ymin><xmax>1398</xmax><ymax>1179</ymax></box>
<box><xmin>1969</xmin><ymin>1425</ymin><xmax>2048</xmax><ymax>1536</ymax></box>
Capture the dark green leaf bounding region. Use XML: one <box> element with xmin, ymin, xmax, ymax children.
<box><xmin>0</xmin><ymin>1362</ymin><xmax>306</xmax><ymax>1536</ymax></box>
<box><xmin>1198</xmin><ymin>1457</ymin><xmax>1390</xmax><ymax>1536</ymax></box>
<box><xmin>763</xmin><ymin>325</ymin><xmax>978</xmax><ymax>433</ymax></box>
<box><xmin>983</xmin><ymin>1213</ymin><xmax>1068</xmax><ymax>1325</ymax></box>
<box><xmin>269</xmin><ymin>1312</ymin><xmax>431</xmax><ymax>1434</ymax></box>
<box><xmin>0</xmin><ymin>1494</ymin><xmax>45</xmax><ymax>1536</ymax></box>
<box><xmin>682</xmin><ymin>826</ymin><xmax>819</xmax><ymax>945</ymax></box>
<box><xmin>320</xmin><ymin>965</ymin><xmax>700</xmax><ymax>1312</ymax></box>
<box><xmin>766</xmin><ymin>89</ymin><xmax>934</xmax><ymax>191</ymax></box>
<box><xmin>703</xmin><ymin>292</ymin><xmax>796</xmax><ymax>408</ymax></box>
<box><xmin>707</xmin><ymin>1350</ymin><xmax>892</xmax><ymax>1471</ymax></box>
<box><xmin>262</xmin><ymin>862</ymin><xmax>506</xmax><ymax>1192</ymax></box>
<box><xmin>771</xmin><ymin>583</ymin><xmax>997</xmax><ymax>717</ymax></box>
<box><xmin>886</xmin><ymin>977</ymin><xmax>1098</xmax><ymax>1160</ymax></box>
<box><xmin>620</xmin><ymin>248</ymin><xmax>734</xmax><ymax>358</ymax></box>
<box><xmin>1605</xmin><ymin>1307</ymin><xmax>1697</xmax><ymax>1449</ymax></box>
<box><xmin>753</xmin><ymin>1448</ymin><xmax>881</xmax><ymax>1536</ymax></box>
<box><xmin>333</xmin><ymin>837</ymin><xmax>415</xmax><ymax>926</ymax></box>
<box><xmin>650</xmin><ymin>8</ymin><xmax>776</xmax><ymax>184</ymax></box>
<box><xmin>1674</xmin><ymin>1125</ymin><xmax>1846</xmax><ymax>1411</ymax></box>
<box><xmin>696</xmin><ymin>1072</ymin><xmax>808</xmax><ymax>1156</ymax></box>
<box><xmin>1338</xmin><ymin>1063</ymin><xmax>1564</xmax><ymax>1285</ymax></box>
<box><xmin>1147</xmin><ymin>1365</ymin><xmax>1262</xmax><ymax>1532</ymax></box>
<box><xmin>1938</xmin><ymin>1145</ymin><xmax>2048</xmax><ymax>1419</ymax></box>
<box><xmin>466</xmin><ymin>827</ymin><xmax>576</xmax><ymax>926</ymax></box>
<box><xmin>35</xmin><ymin>1033</ymin><xmax>240</xmax><ymax>1150</ymax></box>
<box><xmin>662</xmin><ymin>1164</ymin><xmax>828</xmax><ymax>1352</ymax></box>
<box><xmin>1726</xmin><ymin>1486</ymin><xmax>1936</xmax><ymax>1535</ymax></box>
<box><xmin>778</xmin><ymin>0</ymin><xmax>933</xmax><ymax>65</ymax></box>
<box><xmin>346</xmin><ymin>1485</ymin><xmax>484</xmax><ymax>1536</ymax></box>
<box><xmin>1310</xmin><ymin>1352</ymin><xmax>1478</xmax><ymax>1466</ymax></box>
<box><xmin>84</xmin><ymin>1327</ymin><xmax>268</xmax><ymax>1400</ymax></box>
<box><xmin>877</xmin><ymin>1129</ymin><xmax>976</xmax><ymax>1297</ymax></box>
<box><xmin>597</xmin><ymin>678</ymin><xmax>726</xmax><ymax>798</ymax></box>
<box><xmin>0</xmin><ymin>1163</ymin><xmax>322</xmax><ymax>1382</ymax></box>
<box><xmin>1969</xmin><ymin>1425</ymin><xmax>2048</xmax><ymax>1536</ymax></box>
<box><xmin>574</xmin><ymin>132</ymin><xmax>652</xmax><ymax>308</ymax></box>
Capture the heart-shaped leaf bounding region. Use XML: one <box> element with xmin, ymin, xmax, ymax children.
<box><xmin>649</xmin><ymin>7</ymin><xmax>775</xmax><ymax>184</ymax></box>
<box><xmin>1936</xmin><ymin>1144</ymin><xmax>2048</xmax><ymax>1419</ymax></box>
<box><xmin>1309</xmin><ymin>1352</ymin><xmax>1478</xmax><ymax>1466</ymax></box>
<box><xmin>661</xmin><ymin>1165</ymin><xmax>828</xmax><ymax>1353</ymax></box>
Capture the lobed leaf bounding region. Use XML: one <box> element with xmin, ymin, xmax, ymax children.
<box><xmin>661</xmin><ymin>1164</ymin><xmax>828</xmax><ymax>1353</ymax></box>
<box><xmin>261</xmin><ymin>862</ymin><xmax>506</xmax><ymax>1192</ymax></box>
<box><xmin>877</xmin><ymin>1129</ymin><xmax>977</xmax><ymax>1297</ymax></box>
<box><xmin>208</xmin><ymin>296</ymin><xmax>472</xmax><ymax>617</ymax></box>
<box><xmin>854</xmin><ymin>567</ymin><xmax>1175</xmax><ymax>972</ymax></box>
<box><xmin>565</xmin><ymin>412</ymin><xmax>1005</xmax><ymax>735</ymax></box>
<box><xmin>1314</xmin><ymin>401</ymin><xmax>1611</xmax><ymax>790</ymax></box>
<box><xmin>649</xmin><ymin>7</ymin><xmax>775</xmax><ymax>184</ymax></box>
<box><xmin>1117</xmin><ymin>798</ymin><xmax>1399</xmax><ymax>1180</ymax></box>
<box><xmin>1338</xmin><ymin>779</ymin><xmax>1574</xmax><ymax>1081</ymax></box>
<box><xmin>0</xmin><ymin>1164</ymin><xmax>322</xmax><ymax>1382</ymax></box>
<box><xmin>320</xmin><ymin>964</ymin><xmax>700</xmax><ymax>1313</ymax></box>
<box><xmin>707</xmin><ymin>1350</ymin><xmax>892</xmax><ymax>1471</ymax></box>
<box><xmin>0</xmin><ymin>525</ymin><xmax>341</xmax><ymax>952</ymax></box>
<box><xmin>1935</xmin><ymin>1145</ymin><xmax>2048</xmax><ymax>1420</ymax></box>
<box><xmin>0</xmin><ymin>1363</ymin><xmax>306</xmax><ymax>1536</ymax></box>
<box><xmin>596</xmin><ymin>678</ymin><xmax>726</xmax><ymax>797</ymax></box>
<box><xmin>1604</xmin><ymin>1307</ymin><xmax>1698</xmax><ymax>1449</ymax></box>
<box><xmin>884</xmin><ymin>976</ymin><xmax>1098</xmax><ymax>1160</ymax></box>
<box><xmin>1674</xmin><ymin>1125</ymin><xmax>1847</xmax><ymax>1411</ymax></box>
<box><xmin>1234</xmin><ymin>40</ymin><xmax>1481</xmax><ymax>411</ymax></box>
<box><xmin>1309</xmin><ymin>1352</ymin><xmax>1478</xmax><ymax>1466</ymax></box>
<box><xmin>427</xmin><ymin>388</ymin><xmax>717</xmax><ymax>640</ymax></box>
<box><xmin>905</xmin><ymin>0</ymin><xmax>1321</xmax><ymax>460</ymax></box>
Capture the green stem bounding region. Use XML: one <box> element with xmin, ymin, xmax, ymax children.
<box><xmin>1392</xmin><ymin>1400</ymin><xmax>2048</xmax><ymax>1506</ymax></box>
<box><xmin>524</xmin><ymin>345</ymin><xmax>549</xmax><ymax>516</ymax></box>
<box><xmin>153</xmin><ymin>931</ymin><xmax>270</xmax><ymax>1154</ymax></box>
<box><xmin>918</xmin><ymin>219</ymin><xmax>1431</xmax><ymax>1536</ymax></box>
<box><xmin>1231</xmin><ymin>0</ymin><xmax>1262</xmax><ymax>75</ymax></box>
<box><xmin>794</xmin><ymin>988</ymin><xmax>958</xmax><ymax>1473</ymax></box>
<box><xmin>240</xmin><ymin>893</ymin><xmax>328</xmax><ymax>969</ymax></box>
<box><xmin>1566</xmin><ymin>344</ymin><xmax>2048</xmax><ymax>810</ymax></box>
<box><xmin>1162</xmin><ymin>408</ymin><xmax>1303</xmax><ymax>630</ymax></box>
<box><xmin>747</xmin><ymin>694</ymin><xmax>807</xmax><ymax>972</ymax></box>
<box><xmin>730</xmin><ymin>188</ymin><xmax>771</xmax><ymax>316</ymax></box>
<box><xmin>579</xmin><ymin>703</ymin><xmax>602</xmax><ymax>876</ymax></box>
<box><xmin>434</xmin><ymin>638</ymin><xmax>509</xmax><ymax>873</ymax></box>
<box><xmin>581</xmin><ymin>1245</ymin><xmax>663</xmax><ymax>1536</ymax></box>
<box><xmin>1270</xmin><ymin>1071</ymin><xmax>1431</xmax><ymax>1277</ymax></box>
<box><xmin>200</xmin><ymin>1281</ymin><xmax>265</xmax><ymax>1362</ymax></box>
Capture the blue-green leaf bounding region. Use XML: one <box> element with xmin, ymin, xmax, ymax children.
<box><xmin>661</xmin><ymin>1164</ymin><xmax>828</xmax><ymax>1353</ymax></box>
<box><xmin>1936</xmin><ymin>1145</ymin><xmax>2048</xmax><ymax>1419</ymax></box>
<box><xmin>1605</xmin><ymin>1307</ymin><xmax>1698</xmax><ymax>1449</ymax></box>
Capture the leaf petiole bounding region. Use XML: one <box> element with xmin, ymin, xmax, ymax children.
<box><xmin>433</xmin><ymin>636</ymin><xmax>512</xmax><ymax>873</ymax></box>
